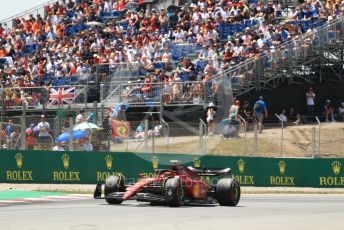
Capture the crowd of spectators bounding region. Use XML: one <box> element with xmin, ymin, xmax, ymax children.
<box><xmin>0</xmin><ymin>0</ymin><xmax>342</xmax><ymax>108</ymax></box>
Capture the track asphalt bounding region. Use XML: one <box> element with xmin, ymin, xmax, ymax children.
<box><xmin>0</xmin><ymin>194</ymin><xmax>343</xmax><ymax>230</ymax></box>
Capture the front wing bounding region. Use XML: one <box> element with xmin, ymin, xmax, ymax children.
<box><xmin>94</xmin><ymin>184</ymin><xmax>165</xmax><ymax>202</ymax></box>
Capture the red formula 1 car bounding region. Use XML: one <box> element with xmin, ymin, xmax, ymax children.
<box><xmin>94</xmin><ymin>161</ymin><xmax>240</xmax><ymax>207</ymax></box>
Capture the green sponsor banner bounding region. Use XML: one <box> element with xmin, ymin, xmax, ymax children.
<box><xmin>0</xmin><ymin>151</ymin><xmax>343</xmax><ymax>187</ymax></box>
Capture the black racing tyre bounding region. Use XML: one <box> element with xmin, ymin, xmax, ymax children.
<box><xmin>105</xmin><ymin>175</ymin><xmax>123</xmax><ymax>204</ymax></box>
<box><xmin>215</xmin><ymin>178</ymin><xmax>240</xmax><ymax>206</ymax></box>
<box><xmin>164</xmin><ymin>178</ymin><xmax>185</xmax><ymax>207</ymax></box>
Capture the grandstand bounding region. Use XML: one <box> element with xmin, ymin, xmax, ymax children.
<box><xmin>0</xmin><ymin>0</ymin><xmax>344</xmax><ymax>152</ymax></box>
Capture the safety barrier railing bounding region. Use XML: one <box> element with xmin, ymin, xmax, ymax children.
<box><xmin>211</xmin><ymin>17</ymin><xmax>344</xmax><ymax>95</ymax></box>
<box><xmin>101</xmin><ymin>81</ymin><xmax>207</xmax><ymax>107</ymax></box>
<box><xmin>0</xmin><ymin>85</ymin><xmax>88</xmax><ymax>111</ymax></box>
<box><xmin>1</xmin><ymin>0</ymin><xmax>56</xmax><ymax>28</ymax></box>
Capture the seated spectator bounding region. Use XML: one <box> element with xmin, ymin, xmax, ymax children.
<box><xmin>53</xmin><ymin>142</ymin><xmax>65</xmax><ymax>151</ymax></box>
<box><xmin>148</xmin><ymin>124</ymin><xmax>162</xmax><ymax>137</ymax></box>
<box><xmin>222</xmin><ymin>121</ymin><xmax>239</xmax><ymax>139</ymax></box>
<box><xmin>294</xmin><ymin>114</ymin><xmax>302</xmax><ymax>126</ymax></box>
<box><xmin>81</xmin><ymin>137</ymin><xmax>93</xmax><ymax>151</ymax></box>
<box><xmin>134</xmin><ymin>123</ymin><xmax>145</xmax><ymax>139</ymax></box>
<box><xmin>338</xmin><ymin>103</ymin><xmax>344</xmax><ymax>121</ymax></box>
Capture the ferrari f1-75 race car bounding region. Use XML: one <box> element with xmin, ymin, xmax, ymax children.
<box><xmin>94</xmin><ymin>161</ymin><xmax>240</xmax><ymax>207</ymax></box>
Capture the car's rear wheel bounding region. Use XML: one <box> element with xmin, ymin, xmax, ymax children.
<box><xmin>164</xmin><ymin>178</ymin><xmax>185</xmax><ymax>207</ymax></box>
<box><xmin>105</xmin><ymin>175</ymin><xmax>124</xmax><ymax>204</ymax></box>
<box><xmin>215</xmin><ymin>178</ymin><xmax>240</xmax><ymax>206</ymax></box>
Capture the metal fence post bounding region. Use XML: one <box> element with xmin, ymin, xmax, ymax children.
<box><xmin>69</xmin><ymin>117</ymin><xmax>74</xmax><ymax>151</ymax></box>
<box><xmin>280</xmin><ymin>120</ymin><xmax>284</xmax><ymax>157</ymax></box>
<box><xmin>315</xmin><ymin>116</ymin><xmax>321</xmax><ymax>157</ymax></box>
<box><xmin>144</xmin><ymin>119</ymin><xmax>148</xmax><ymax>153</ymax></box>
<box><xmin>243</xmin><ymin>122</ymin><xmax>247</xmax><ymax>156</ymax></box>
<box><xmin>84</xmin><ymin>86</ymin><xmax>88</xmax><ymax>109</ymax></box>
<box><xmin>21</xmin><ymin>104</ymin><xmax>26</xmax><ymax>150</ymax></box>
<box><xmin>199</xmin><ymin>120</ymin><xmax>203</xmax><ymax>155</ymax></box>
<box><xmin>100</xmin><ymin>84</ymin><xmax>104</xmax><ymax>102</ymax></box>
<box><xmin>311</xmin><ymin>127</ymin><xmax>316</xmax><ymax>157</ymax></box>
<box><xmin>253</xmin><ymin>124</ymin><xmax>258</xmax><ymax>156</ymax></box>
<box><xmin>93</xmin><ymin>101</ymin><xmax>98</xmax><ymax>125</ymax></box>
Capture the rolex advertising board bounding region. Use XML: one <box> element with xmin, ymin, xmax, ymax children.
<box><xmin>0</xmin><ymin>150</ymin><xmax>343</xmax><ymax>187</ymax></box>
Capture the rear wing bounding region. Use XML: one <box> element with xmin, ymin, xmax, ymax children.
<box><xmin>187</xmin><ymin>166</ymin><xmax>231</xmax><ymax>177</ymax></box>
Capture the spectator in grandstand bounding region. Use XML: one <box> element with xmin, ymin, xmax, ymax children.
<box><xmin>253</xmin><ymin>96</ymin><xmax>268</xmax><ymax>134</ymax></box>
<box><xmin>306</xmin><ymin>87</ymin><xmax>316</xmax><ymax>117</ymax></box>
<box><xmin>338</xmin><ymin>102</ymin><xmax>344</xmax><ymax>121</ymax></box>
<box><xmin>37</xmin><ymin>115</ymin><xmax>52</xmax><ymax>150</ymax></box>
<box><xmin>323</xmin><ymin>99</ymin><xmax>335</xmax><ymax>122</ymax></box>
<box><xmin>52</xmin><ymin>142</ymin><xmax>65</xmax><ymax>151</ymax></box>
<box><xmin>206</xmin><ymin>102</ymin><xmax>216</xmax><ymax>136</ymax></box>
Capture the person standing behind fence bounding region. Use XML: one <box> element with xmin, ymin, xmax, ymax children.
<box><xmin>75</xmin><ymin>110</ymin><xmax>84</xmax><ymax>124</ymax></box>
<box><xmin>37</xmin><ymin>115</ymin><xmax>51</xmax><ymax>150</ymax></box>
<box><xmin>25</xmin><ymin>124</ymin><xmax>36</xmax><ymax>150</ymax></box>
<box><xmin>306</xmin><ymin>87</ymin><xmax>315</xmax><ymax>117</ymax></box>
<box><xmin>206</xmin><ymin>102</ymin><xmax>216</xmax><ymax>136</ymax></box>
<box><xmin>253</xmin><ymin>96</ymin><xmax>268</xmax><ymax>134</ymax></box>
<box><xmin>229</xmin><ymin>100</ymin><xmax>240</xmax><ymax>121</ymax></box>
<box><xmin>5</xmin><ymin>120</ymin><xmax>14</xmax><ymax>149</ymax></box>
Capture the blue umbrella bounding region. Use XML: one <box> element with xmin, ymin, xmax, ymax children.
<box><xmin>217</xmin><ymin>119</ymin><xmax>240</xmax><ymax>134</ymax></box>
<box><xmin>55</xmin><ymin>130</ymin><xmax>87</xmax><ymax>143</ymax></box>
<box><xmin>111</xmin><ymin>102</ymin><xmax>129</xmax><ymax>118</ymax></box>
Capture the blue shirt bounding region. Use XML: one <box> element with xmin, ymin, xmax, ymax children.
<box><xmin>254</xmin><ymin>100</ymin><xmax>266</xmax><ymax>114</ymax></box>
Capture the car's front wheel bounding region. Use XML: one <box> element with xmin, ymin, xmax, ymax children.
<box><xmin>164</xmin><ymin>178</ymin><xmax>185</xmax><ymax>207</ymax></box>
<box><xmin>105</xmin><ymin>175</ymin><xmax>124</xmax><ymax>204</ymax></box>
<box><xmin>215</xmin><ymin>178</ymin><xmax>240</xmax><ymax>206</ymax></box>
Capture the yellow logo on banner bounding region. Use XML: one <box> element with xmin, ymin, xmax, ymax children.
<box><xmin>62</xmin><ymin>154</ymin><xmax>70</xmax><ymax>169</ymax></box>
<box><xmin>278</xmin><ymin>161</ymin><xmax>286</xmax><ymax>175</ymax></box>
<box><xmin>152</xmin><ymin>156</ymin><xmax>159</xmax><ymax>170</ymax></box>
<box><xmin>332</xmin><ymin>161</ymin><xmax>341</xmax><ymax>175</ymax></box>
<box><xmin>193</xmin><ymin>158</ymin><xmax>201</xmax><ymax>168</ymax></box>
<box><xmin>15</xmin><ymin>153</ymin><xmax>23</xmax><ymax>169</ymax></box>
<box><xmin>117</xmin><ymin>127</ymin><xmax>126</xmax><ymax>137</ymax></box>
<box><xmin>319</xmin><ymin>161</ymin><xmax>343</xmax><ymax>186</ymax></box>
<box><xmin>237</xmin><ymin>159</ymin><xmax>245</xmax><ymax>174</ymax></box>
<box><xmin>6</xmin><ymin>153</ymin><xmax>33</xmax><ymax>181</ymax></box>
<box><xmin>105</xmin><ymin>155</ymin><xmax>113</xmax><ymax>170</ymax></box>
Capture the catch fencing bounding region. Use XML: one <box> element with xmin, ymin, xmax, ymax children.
<box><xmin>1</xmin><ymin>108</ymin><xmax>343</xmax><ymax>159</ymax></box>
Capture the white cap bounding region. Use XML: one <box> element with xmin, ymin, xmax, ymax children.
<box><xmin>208</xmin><ymin>102</ymin><xmax>215</xmax><ymax>107</ymax></box>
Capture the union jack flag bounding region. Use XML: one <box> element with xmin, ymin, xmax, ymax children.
<box><xmin>49</xmin><ymin>87</ymin><xmax>76</xmax><ymax>106</ymax></box>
